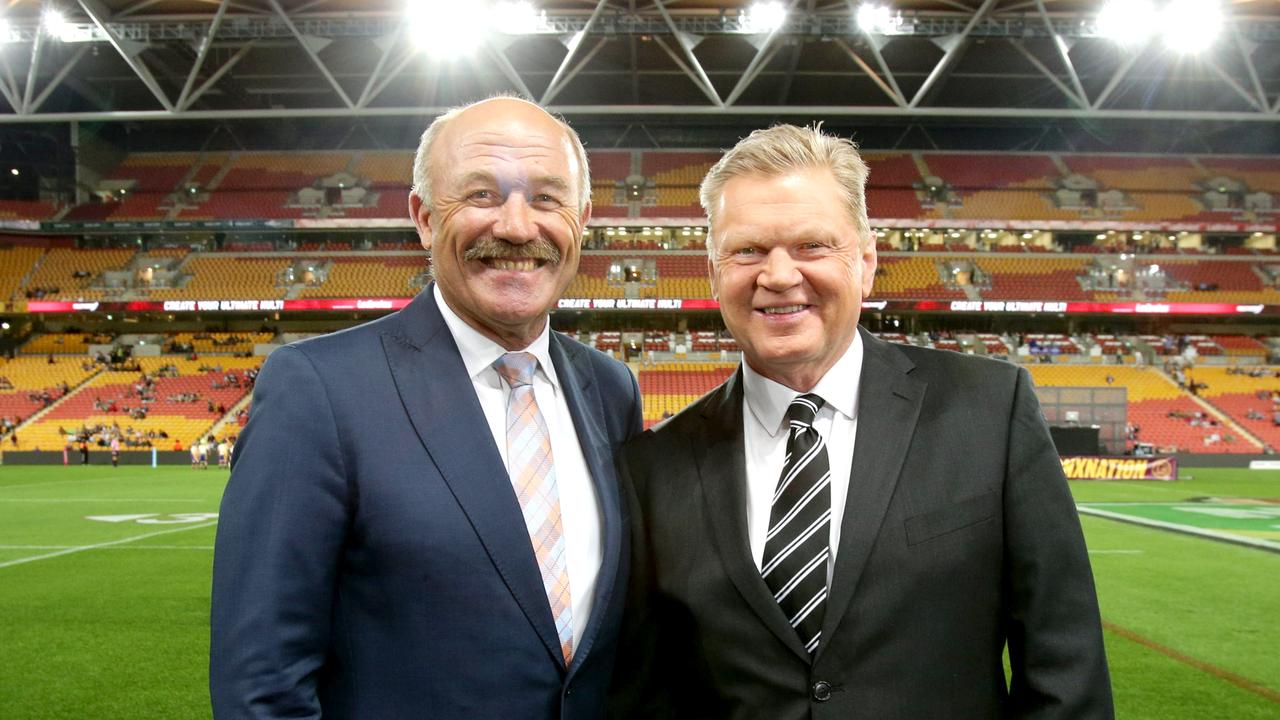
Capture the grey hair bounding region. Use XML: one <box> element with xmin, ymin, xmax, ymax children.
<box><xmin>410</xmin><ymin>94</ymin><xmax>591</xmax><ymax>212</ymax></box>
<box><xmin>699</xmin><ymin>123</ymin><xmax>871</xmax><ymax>254</ymax></box>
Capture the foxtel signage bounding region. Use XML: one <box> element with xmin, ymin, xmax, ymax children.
<box><xmin>20</xmin><ymin>298</ymin><xmax>1277</xmax><ymax>316</ymax></box>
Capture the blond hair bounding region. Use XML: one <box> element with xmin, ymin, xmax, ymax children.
<box><xmin>410</xmin><ymin>94</ymin><xmax>591</xmax><ymax>211</ymax></box>
<box><xmin>700</xmin><ymin>124</ymin><xmax>871</xmax><ymax>252</ymax></box>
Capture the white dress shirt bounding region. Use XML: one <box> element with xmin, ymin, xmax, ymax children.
<box><xmin>742</xmin><ymin>332</ymin><xmax>864</xmax><ymax>584</ymax></box>
<box><xmin>434</xmin><ymin>286</ymin><xmax>600</xmax><ymax>651</ymax></box>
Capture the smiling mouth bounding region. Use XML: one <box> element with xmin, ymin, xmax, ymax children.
<box><xmin>481</xmin><ymin>258</ymin><xmax>545</xmax><ymax>271</ymax></box>
<box><xmin>759</xmin><ymin>304</ymin><xmax>808</xmax><ymax>315</ymax></box>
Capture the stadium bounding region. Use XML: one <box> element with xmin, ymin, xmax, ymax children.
<box><xmin>0</xmin><ymin>0</ymin><xmax>1277</xmax><ymax>717</ymax></box>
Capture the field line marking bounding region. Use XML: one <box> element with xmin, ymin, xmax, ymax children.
<box><xmin>0</xmin><ymin>521</ymin><xmax>218</xmax><ymax>570</ymax></box>
<box><xmin>1077</xmin><ymin>506</ymin><xmax>1280</xmax><ymax>553</ymax></box>
<box><xmin>0</xmin><ymin>498</ymin><xmax>207</xmax><ymax>503</ymax></box>
<box><xmin>1088</xmin><ymin>549</ymin><xmax>1143</xmax><ymax>554</ymax></box>
<box><xmin>1103</xmin><ymin>621</ymin><xmax>1280</xmax><ymax>704</ymax></box>
<box><xmin>0</xmin><ymin>475</ymin><xmax>136</xmax><ymax>491</ymax></box>
<box><xmin>0</xmin><ymin>544</ymin><xmax>214</xmax><ymax>550</ymax></box>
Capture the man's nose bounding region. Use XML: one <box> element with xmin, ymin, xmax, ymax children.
<box><xmin>493</xmin><ymin>195</ymin><xmax>539</xmax><ymax>244</ymax></box>
<box><xmin>758</xmin><ymin>247</ymin><xmax>801</xmax><ymax>289</ymax></box>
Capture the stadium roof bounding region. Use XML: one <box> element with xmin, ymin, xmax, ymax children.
<box><xmin>0</xmin><ymin>0</ymin><xmax>1276</xmax><ymax>126</ymax></box>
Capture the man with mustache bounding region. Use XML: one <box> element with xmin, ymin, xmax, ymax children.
<box><xmin>211</xmin><ymin>97</ymin><xmax>643</xmax><ymax>719</ymax></box>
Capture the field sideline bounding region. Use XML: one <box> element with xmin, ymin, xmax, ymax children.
<box><xmin>0</xmin><ymin>465</ymin><xmax>1276</xmax><ymax>718</ymax></box>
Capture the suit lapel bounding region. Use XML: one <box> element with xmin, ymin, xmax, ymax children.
<box><xmin>380</xmin><ymin>289</ymin><xmax>567</xmax><ymax>669</ymax></box>
<box><xmin>547</xmin><ymin>333</ymin><xmax>624</xmax><ymax>676</ymax></box>
<box><xmin>818</xmin><ymin>329</ymin><xmax>926</xmax><ymax>659</ymax></box>
<box><xmin>696</xmin><ymin>369</ymin><xmax>812</xmax><ymax>663</ymax></box>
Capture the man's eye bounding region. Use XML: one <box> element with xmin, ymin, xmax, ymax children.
<box><xmin>533</xmin><ymin>194</ymin><xmax>562</xmax><ymax>206</ymax></box>
<box><xmin>468</xmin><ymin>190</ymin><xmax>494</xmax><ymax>201</ymax></box>
<box><xmin>734</xmin><ymin>247</ymin><xmax>758</xmax><ymax>256</ymax></box>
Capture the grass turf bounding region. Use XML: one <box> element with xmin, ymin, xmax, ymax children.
<box><xmin>0</xmin><ymin>465</ymin><xmax>1276</xmax><ymax>718</ymax></box>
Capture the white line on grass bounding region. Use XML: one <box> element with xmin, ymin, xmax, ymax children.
<box><xmin>1078</xmin><ymin>507</ymin><xmax>1280</xmax><ymax>553</ymax></box>
<box><xmin>0</xmin><ymin>544</ymin><xmax>214</xmax><ymax>550</ymax></box>
<box><xmin>0</xmin><ymin>498</ymin><xmax>206</xmax><ymax>502</ymax></box>
<box><xmin>0</xmin><ymin>475</ymin><xmax>137</xmax><ymax>491</ymax></box>
<box><xmin>0</xmin><ymin>521</ymin><xmax>218</xmax><ymax>569</ymax></box>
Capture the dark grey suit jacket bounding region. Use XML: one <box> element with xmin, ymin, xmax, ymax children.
<box><xmin>211</xmin><ymin>287</ymin><xmax>643</xmax><ymax>719</ymax></box>
<box><xmin>612</xmin><ymin>328</ymin><xmax>1112</xmax><ymax>719</ymax></box>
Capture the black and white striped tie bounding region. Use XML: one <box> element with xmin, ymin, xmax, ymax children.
<box><xmin>761</xmin><ymin>393</ymin><xmax>832</xmax><ymax>655</ymax></box>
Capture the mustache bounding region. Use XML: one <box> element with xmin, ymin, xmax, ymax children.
<box><xmin>463</xmin><ymin>237</ymin><xmax>562</xmax><ymax>265</ymax></box>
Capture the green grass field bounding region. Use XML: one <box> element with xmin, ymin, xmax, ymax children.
<box><xmin>0</xmin><ymin>465</ymin><xmax>1276</xmax><ymax>718</ymax></box>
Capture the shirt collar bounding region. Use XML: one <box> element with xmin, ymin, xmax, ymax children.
<box><xmin>743</xmin><ymin>329</ymin><xmax>864</xmax><ymax>438</ymax></box>
<box><xmin>433</xmin><ymin>284</ymin><xmax>560</xmax><ymax>390</ymax></box>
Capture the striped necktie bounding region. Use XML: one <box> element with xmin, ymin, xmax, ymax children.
<box><xmin>494</xmin><ymin>352</ymin><xmax>573</xmax><ymax>664</ymax></box>
<box><xmin>761</xmin><ymin>393</ymin><xmax>832</xmax><ymax>655</ymax></box>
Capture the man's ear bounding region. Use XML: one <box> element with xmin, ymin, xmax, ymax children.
<box><xmin>707</xmin><ymin>255</ymin><xmax>719</xmax><ymax>300</ymax></box>
<box><xmin>410</xmin><ymin>192</ymin><xmax>433</xmax><ymax>251</ymax></box>
<box><xmin>860</xmin><ymin>236</ymin><xmax>878</xmax><ymax>300</ymax></box>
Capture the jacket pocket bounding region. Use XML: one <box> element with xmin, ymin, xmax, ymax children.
<box><xmin>904</xmin><ymin>491</ymin><xmax>998</xmax><ymax>546</ymax></box>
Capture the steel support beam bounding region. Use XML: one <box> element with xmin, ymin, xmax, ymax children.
<box><xmin>29</xmin><ymin>45</ymin><xmax>89</xmax><ymax>114</ymax></box>
<box><xmin>77</xmin><ymin>0</ymin><xmax>175</xmax><ymax>111</ymax></box>
<box><xmin>833</xmin><ymin>37</ymin><xmax>904</xmax><ymax>107</ymax></box>
<box><xmin>21</xmin><ymin>27</ymin><xmax>45</xmax><ymax>114</ymax></box>
<box><xmin>1202</xmin><ymin>55</ymin><xmax>1266</xmax><ymax>112</ymax></box>
<box><xmin>177</xmin><ymin>0</ymin><xmax>231</xmax><ymax>111</ymax></box>
<box><xmin>182</xmin><ymin>41</ymin><xmax>255</xmax><ymax>110</ymax></box>
<box><xmin>542</xmin><ymin>37</ymin><xmax>609</xmax><ymax>105</ymax></box>
<box><xmin>1232</xmin><ymin>30</ymin><xmax>1269</xmax><ymax>112</ymax></box>
<box><xmin>1009</xmin><ymin>39</ymin><xmax>1086</xmax><ymax>109</ymax></box>
<box><xmin>1091</xmin><ymin>45</ymin><xmax>1146</xmax><ymax>110</ymax></box>
<box><xmin>540</xmin><ymin>0</ymin><xmax>608</xmax><ymax>106</ymax></box>
<box><xmin>484</xmin><ymin>41</ymin><xmax>536</xmax><ymax>101</ymax></box>
<box><xmin>909</xmin><ymin>0</ymin><xmax>999</xmax><ymax>108</ymax></box>
<box><xmin>1033</xmin><ymin>0</ymin><xmax>1088</xmax><ymax>106</ymax></box>
<box><xmin>356</xmin><ymin>31</ymin><xmax>404</xmax><ymax>108</ymax></box>
<box><xmin>724</xmin><ymin>0</ymin><xmax>800</xmax><ymax>108</ymax></box>
<box><xmin>1</xmin><ymin>104</ymin><xmax>1278</xmax><ymax>124</ymax></box>
<box><xmin>652</xmin><ymin>36</ymin><xmax>722</xmax><ymax>106</ymax></box>
<box><xmin>654</xmin><ymin>0</ymin><xmax>721</xmax><ymax>106</ymax></box>
<box><xmin>266</xmin><ymin>0</ymin><xmax>354</xmax><ymax>108</ymax></box>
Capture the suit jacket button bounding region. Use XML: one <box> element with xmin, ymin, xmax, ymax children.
<box><xmin>811</xmin><ymin>681</ymin><xmax>832</xmax><ymax>702</ymax></box>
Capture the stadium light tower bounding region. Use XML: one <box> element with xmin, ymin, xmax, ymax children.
<box><xmin>1096</xmin><ymin>0</ymin><xmax>1157</xmax><ymax>46</ymax></box>
<box><xmin>406</xmin><ymin>0</ymin><xmax>492</xmax><ymax>58</ymax></box>
<box><xmin>1160</xmin><ymin>0</ymin><xmax>1223</xmax><ymax>54</ymax></box>
<box><xmin>856</xmin><ymin>3</ymin><xmax>900</xmax><ymax>35</ymax></box>
<box><xmin>741</xmin><ymin>1</ymin><xmax>787</xmax><ymax>34</ymax></box>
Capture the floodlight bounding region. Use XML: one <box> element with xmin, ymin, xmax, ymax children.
<box><xmin>741</xmin><ymin>1</ymin><xmax>787</xmax><ymax>34</ymax></box>
<box><xmin>856</xmin><ymin>4</ymin><xmax>899</xmax><ymax>34</ymax></box>
<box><xmin>494</xmin><ymin>1</ymin><xmax>544</xmax><ymax>35</ymax></box>
<box><xmin>1096</xmin><ymin>0</ymin><xmax>1156</xmax><ymax>45</ymax></box>
<box><xmin>406</xmin><ymin>0</ymin><xmax>491</xmax><ymax>58</ymax></box>
<box><xmin>0</xmin><ymin>18</ymin><xmax>9</xmax><ymax>43</ymax></box>
<box><xmin>1160</xmin><ymin>0</ymin><xmax>1222</xmax><ymax>54</ymax></box>
<box><xmin>42</xmin><ymin>8</ymin><xmax>68</xmax><ymax>37</ymax></box>
<box><xmin>9</xmin><ymin>168</ymin><xmax>18</xmax><ymax>176</ymax></box>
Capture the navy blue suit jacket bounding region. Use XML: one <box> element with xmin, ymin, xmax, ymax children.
<box><xmin>210</xmin><ymin>288</ymin><xmax>643</xmax><ymax>719</ymax></box>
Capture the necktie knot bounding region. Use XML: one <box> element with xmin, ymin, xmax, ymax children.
<box><xmin>786</xmin><ymin>393</ymin><xmax>824</xmax><ymax>431</ymax></box>
<box><xmin>495</xmin><ymin>352</ymin><xmax>538</xmax><ymax>388</ymax></box>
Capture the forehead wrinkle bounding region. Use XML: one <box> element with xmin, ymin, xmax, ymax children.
<box><xmin>720</xmin><ymin>221</ymin><xmax>849</xmax><ymax>246</ymax></box>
